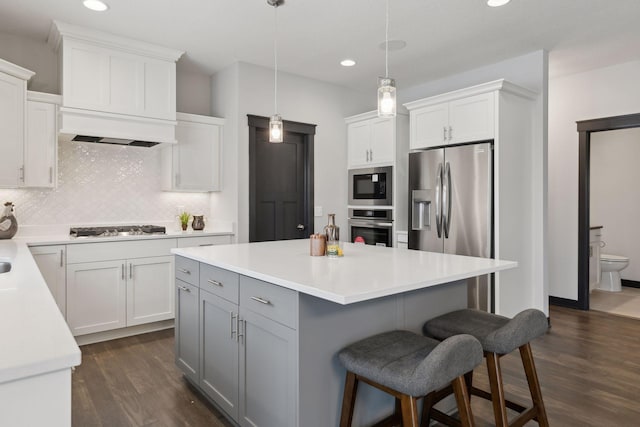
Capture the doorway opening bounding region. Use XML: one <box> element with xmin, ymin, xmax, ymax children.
<box><xmin>575</xmin><ymin>113</ymin><xmax>640</xmax><ymax>311</ymax></box>
<box><xmin>248</xmin><ymin>115</ymin><xmax>316</xmax><ymax>242</ymax></box>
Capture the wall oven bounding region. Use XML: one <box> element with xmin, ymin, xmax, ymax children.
<box><xmin>348</xmin><ymin>208</ymin><xmax>393</xmax><ymax>247</ymax></box>
<box><xmin>348</xmin><ymin>166</ymin><xmax>393</xmax><ymax>206</ymax></box>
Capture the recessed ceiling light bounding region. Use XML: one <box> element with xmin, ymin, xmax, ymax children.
<box><xmin>83</xmin><ymin>0</ymin><xmax>109</xmax><ymax>12</ymax></box>
<box><xmin>378</xmin><ymin>40</ymin><xmax>407</xmax><ymax>52</ymax></box>
<box><xmin>340</xmin><ymin>59</ymin><xmax>356</xmax><ymax>67</ymax></box>
<box><xmin>487</xmin><ymin>0</ymin><xmax>511</xmax><ymax>7</ymax></box>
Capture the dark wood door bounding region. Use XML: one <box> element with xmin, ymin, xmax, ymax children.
<box><xmin>248</xmin><ymin>115</ymin><xmax>315</xmax><ymax>242</ymax></box>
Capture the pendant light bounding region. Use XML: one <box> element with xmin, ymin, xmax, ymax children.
<box><xmin>377</xmin><ymin>0</ymin><xmax>396</xmax><ymax>118</ymax></box>
<box><xmin>268</xmin><ymin>0</ymin><xmax>284</xmax><ymax>143</ymax></box>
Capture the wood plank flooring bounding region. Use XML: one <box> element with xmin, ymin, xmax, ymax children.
<box><xmin>72</xmin><ymin>306</ymin><xmax>640</xmax><ymax>426</ymax></box>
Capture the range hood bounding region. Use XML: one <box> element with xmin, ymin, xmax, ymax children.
<box><xmin>49</xmin><ymin>21</ymin><xmax>183</xmax><ymax>148</ymax></box>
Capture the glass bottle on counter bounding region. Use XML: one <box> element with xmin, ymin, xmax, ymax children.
<box><xmin>324</xmin><ymin>214</ymin><xmax>340</xmax><ymax>257</ymax></box>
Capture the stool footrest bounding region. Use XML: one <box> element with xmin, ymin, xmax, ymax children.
<box><xmin>469</xmin><ymin>386</ymin><xmax>528</xmax><ymax>413</ymax></box>
<box><xmin>430</xmin><ymin>408</ymin><xmax>463</xmax><ymax>427</ymax></box>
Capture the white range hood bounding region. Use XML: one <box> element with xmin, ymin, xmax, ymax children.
<box><xmin>49</xmin><ymin>21</ymin><xmax>184</xmax><ymax>147</ymax></box>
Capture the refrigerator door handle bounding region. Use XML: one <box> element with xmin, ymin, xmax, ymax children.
<box><xmin>435</xmin><ymin>163</ymin><xmax>443</xmax><ymax>238</ymax></box>
<box><xmin>443</xmin><ymin>162</ymin><xmax>452</xmax><ymax>238</ymax></box>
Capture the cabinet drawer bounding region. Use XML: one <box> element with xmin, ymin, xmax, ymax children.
<box><xmin>240</xmin><ymin>276</ymin><xmax>297</xmax><ymax>329</ymax></box>
<box><xmin>177</xmin><ymin>235</ymin><xmax>232</xmax><ymax>248</ymax></box>
<box><xmin>200</xmin><ymin>263</ymin><xmax>239</xmax><ymax>304</ymax></box>
<box><xmin>67</xmin><ymin>238</ymin><xmax>177</xmax><ymax>263</ymax></box>
<box><xmin>175</xmin><ymin>256</ymin><xmax>199</xmax><ymax>285</ymax></box>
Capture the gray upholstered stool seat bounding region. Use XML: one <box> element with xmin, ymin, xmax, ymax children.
<box><xmin>337</xmin><ymin>330</ymin><xmax>483</xmax><ymax>427</ymax></box>
<box><xmin>422</xmin><ymin>309</ymin><xmax>550</xmax><ymax>427</ymax></box>
<box><xmin>423</xmin><ymin>308</ymin><xmax>548</xmax><ymax>354</ymax></box>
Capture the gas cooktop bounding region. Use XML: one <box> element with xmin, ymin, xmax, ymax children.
<box><xmin>69</xmin><ymin>225</ymin><xmax>166</xmax><ymax>238</ymax></box>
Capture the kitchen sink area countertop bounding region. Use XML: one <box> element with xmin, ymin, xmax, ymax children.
<box><xmin>0</xmin><ymin>239</ymin><xmax>80</xmax><ymax>384</ymax></box>
<box><xmin>172</xmin><ymin>239</ymin><xmax>517</xmax><ymax>304</ymax></box>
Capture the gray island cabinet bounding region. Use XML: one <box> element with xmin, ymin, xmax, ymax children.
<box><xmin>172</xmin><ymin>240</ymin><xmax>516</xmax><ymax>427</ymax></box>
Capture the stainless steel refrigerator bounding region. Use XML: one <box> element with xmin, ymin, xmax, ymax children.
<box><xmin>408</xmin><ymin>142</ymin><xmax>493</xmax><ymax>311</ymax></box>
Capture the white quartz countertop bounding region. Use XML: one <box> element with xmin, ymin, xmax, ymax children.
<box><xmin>172</xmin><ymin>239</ymin><xmax>518</xmax><ymax>304</ymax></box>
<box><xmin>0</xmin><ymin>240</ymin><xmax>81</xmax><ymax>384</ymax></box>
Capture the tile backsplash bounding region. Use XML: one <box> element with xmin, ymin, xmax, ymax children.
<box><xmin>0</xmin><ymin>140</ymin><xmax>210</xmax><ymax>226</ymax></box>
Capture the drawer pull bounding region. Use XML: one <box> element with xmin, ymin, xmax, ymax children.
<box><xmin>250</xmin><ymin>296</ymin><xmax>271</xmax><ymax>305</ymax></box>
<box><xmin>179</xmin><ymin>268</ymin><xmax>191</xmax><ymax>275</ymax></box>
<box><xmin>199</xmin><ymin>244</ymin><xmax>214</xmax><ymax>247</ymax></box>
<box><xmin>178</xmin><ymin>285</ymin><xmax>191</xmax><ymax>293</ymax></box>
<box><xmin>207</xmin><ymin>279</ymin><xmax>223</xmax><ymax>287</ymax></box>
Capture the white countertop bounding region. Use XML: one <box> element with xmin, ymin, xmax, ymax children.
<box><xmin>0</xmin><ymin>239</ymin><xmax>80</xmax><ymax>384</ymax></box>
<box><xmin>172</xmin><ymin>239</ymin><xmax>518</xmax><ymax>304</ymax></box>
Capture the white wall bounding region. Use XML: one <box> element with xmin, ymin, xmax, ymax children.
<box><xmin>400</xmin><ymin>50</ymin><xmax>549</xmax><ymax>316</ymax></box>
<box><xmin>210</xmin><ymin>62</ymin><xmax>370</xmax><ymax>243</ymax></box>
<box><xmin>0</xmin><ymin>31</ymin><xmax>58</xmax><ymax>93</ymax></box>
<box><xmin>548</xmin><ymin>60</ymin><xmax>640</xmax><ymax>300</ymax></box>
<box><xmin>176</xmin><ymin>66</ymin><xmax>212</xmax><ymax>116</ymax></box>
<box><xmin>590</xmin><ymin>128</ymin><xmax>640</xmax><ymax>281</ymax></box>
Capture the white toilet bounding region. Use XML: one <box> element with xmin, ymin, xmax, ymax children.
<box><xmin>599</xmin><ymin>254</ymin><xmax>630</xmax><ymax>292</ymax></box>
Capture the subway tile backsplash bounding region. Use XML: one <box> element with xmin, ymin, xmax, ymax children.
<box><xmin>0</xmin><ymin>140</ymin><xmax>210</xmax><ymax>225</ymax></box>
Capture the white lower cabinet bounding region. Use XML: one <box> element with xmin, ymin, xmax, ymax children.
<box><xmin>127</xmin><ymin>256</ymin><xmax>174</xmax><ymax>326</ymax></box>
<box><xmin>67</xmin><ymin>260</ymin><xmax>126</xmax><ymax>335</ymax></box>
<box><xmin>175</xmin><ymin>258</ymin><xmax>298</xmax><ymax>427</ymax></box>
<box><xmin>30</xmin><ymin>245</ymin><xmax>66</xmax><ymax>316</ymax></box>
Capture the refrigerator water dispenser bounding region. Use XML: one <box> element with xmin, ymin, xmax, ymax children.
<box><xmin>411</xmin><ymin>189</ymin><xmax>431</xmax><ymax>230</ymax></box>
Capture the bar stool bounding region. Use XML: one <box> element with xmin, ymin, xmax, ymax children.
<box><xmin>422</xmin><ymin>309</ymin><xmax>550</xmax><ymax>427</ymax></box>
<box><xmin>338</xmin><ymin>330</ymin><xmax>483</xmax><ymax>427</ymax></box>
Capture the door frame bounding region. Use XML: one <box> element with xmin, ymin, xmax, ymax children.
<box><xmin>572</xmin><ymin>113</ymin><xmax>640</xmax><ymax>310</ymax></box>
<box><xmin>247</xmin><ymin>115</ymin><xmax>316</xmax><ymax>242</ymax></box>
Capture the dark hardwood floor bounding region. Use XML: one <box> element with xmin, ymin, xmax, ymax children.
<box><xmin>72</xmin><ymin>306</ymin><xmax>640</xmax><ymax>426</ymax></box>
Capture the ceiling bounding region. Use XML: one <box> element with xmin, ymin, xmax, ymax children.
<box><xmin>1</xmin><ymin>0</ymin><xmax>639</xmax><ymax>93</ymax></box>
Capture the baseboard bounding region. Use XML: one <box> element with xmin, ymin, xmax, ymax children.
<box><xmin>549</xmin><ymin>296</ymin><xmax>582</xmax><ymax>310</ymax></box>
<box><xmin>622</xmin><ymin>279</ymin><xmax>640</xmax><ymax>289</ymax></box>
<box><xmin>75</xmin><ymin>319</ymin><xmax>175</xmax><ymax>346</ymax></box>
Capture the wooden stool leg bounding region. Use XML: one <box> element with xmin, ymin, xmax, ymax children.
<box><xmin>486</xmin><ymin>352</ymin><xmax>509</xmax><ymax>427</ymax></box>
<box><xmin>520</xmin><ymin>343</ymin><xmax>550</xmax><ymax>427</ymax></box>
<box><xmin>464</xmin><ymin>371</ymin><xmax>474</xmax><ymax>395</ymax></box>
<box><xmin>420</xmin><ymin>392</ymin><xmax>436</xmax><ymax>427</ymax></box>
<box><xmin>340</xmin><ymin>371</ymin><xmax>359</xmax><ymax>427</ymax></box>
<box><xmin>452</xmin><ymin>375</ymin><xmax>475</xmax><ymax>427</ymax></box>
<box><xmin>400</xmin><ymin>395</ymin><xmax>419</xmax><ymax>427</ymax></box>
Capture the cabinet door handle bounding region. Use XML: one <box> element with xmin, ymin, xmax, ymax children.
<box><xmin>590</xmin><ymin>246</ymin><xmax>593</xmax><ymax>257</ymax></box>
<box><xmin>178</xmin><ymin>268</ymin><xmax>191</xmax><ymax>275</ymax></box>
<box><xmin>59</xmin><ymin>249</ymin><xmax>64</xmax><ymax>267</ymax></box>
<box><xmin>199</xmin><ymin>244</ymin><xmax>214</xmax><ymax>247</ymax></box>
<box><xmin>49</xmin><ymin>167</ymin><xmax>53</xmax><ymax>184</ymax></box>
<box><xmin>177</xmin><ymin>285</ymin><xmax>191</xmax><ymax>293</ymax></box>
<box><xmin>250</xmin><ymin>296</ymin><xmax>271</xmax><ymax>305</ymax></box>
<box><xmin>448</xmin><ymin>126</ymin><xmax>453</xmax><ymax>141</ymax></box>
<box><xmin>365</xmin><ymin>149</ymin><xmax>369</xmax><ymax>162</ymax></box>
<box><xmin>230</xmin><ymin>312</ymin><xmax>237</xmax><ymax>339</ymax></box>
<box><xmin>19</xmin><ymin>166</ymin><xmax>25</xmax><ymax>182</ymax></box>
<box><xmin>121</xmin><ymin>264</ymin><xmax>125</xmax><ymax>280</ymax></box>
<box><xmin>237</xmin><ymin>317</ymin><xmax>245</xmax><ymax>344</ymax></box>
<box><xmin>443</xmin><ymin>126</ymin><xmax>447</xmax><ymax>141</ymax></box>
<box><xmin>129</xmin><ymin>263</ymin><xmax>133</xmax><ymax>279</ymax></box>
<box><xmin>207</xmin><ymin>279</ymin><xmax>223</xmax><ymax>287</ymax></box>
<box><xmin>369</xmin><ymin>149</ymin><xmax>373</xmax><ymax>162</ymax></box>
<box><xmin>175</xmin><ymin>174</ymin><xmax>180</xmax><ymax>187</ymax></box>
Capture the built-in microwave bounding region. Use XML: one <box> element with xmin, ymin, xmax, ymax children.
<box><xmin>348</xmin><ymin>166</ymin><xmax>393</xmax><ymax>206</ymax></box>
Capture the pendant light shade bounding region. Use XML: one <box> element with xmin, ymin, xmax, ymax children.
<box><xmin>377</xmin><ymin>0</ymin><xmax>396</xmax><ymax>118</ymax></box>
<box><xmin>268</xmin><ymin>0</ymin><xmax>284</xmax><ymax>143</ymax></box>
<box><xmin>269</xmin><ymin>114</ymin><xmax>283</xmax><ymax>143</ymax></box>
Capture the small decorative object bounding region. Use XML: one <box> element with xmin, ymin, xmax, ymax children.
<box><xmin>0</xmin><ymin>202</ymin><xmax>18</xmax><ymax>240</ymax></box>
<box><xmin>323</xmin><ymin>213</ymin><xmax>340</xmax><ymax>243</ymax></box>
<box><xmin>179</xmin><ymin>212</ymin><xmax>191</xmax><ymax>231</ymax></box>
<box><xmin>354</xmin><ymin>236</ymin><xmax>366</xmax><ymax>245</ymax></box>
<box><xmin>326</xmin><ymin>240</ymin><xmax>343</xmax><ymax>258</ymax></box>
<box><xmin>310</xmin><ymin>234</ymin><xmax>326</xmax><ymax>256</ymax></box>
<box><xmin>192</xmin><ymin>215</ymin><xmax>205</xmax><ymax>231</ymax></box>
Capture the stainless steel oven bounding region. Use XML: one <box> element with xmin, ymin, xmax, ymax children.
<box><xmin>348</xmin><ymin>166</ymin><xmax>393</xmax><ymax>206</ymax></box>
<box><xmin>348</xmin><ymin>208</ymin><xmax>393</xmax><ymax>247</ymax></box>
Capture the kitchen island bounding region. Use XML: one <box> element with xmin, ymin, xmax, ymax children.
<box><xmin>171</xmin><ymin>239</ymin><xmax>517</xmax><ymax>427</ymax></box>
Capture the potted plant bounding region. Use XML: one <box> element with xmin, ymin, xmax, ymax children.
<box><xmin>179</xmin><ymin>212</ymin><xmax>191</xmax><ymax>231</ymax></box>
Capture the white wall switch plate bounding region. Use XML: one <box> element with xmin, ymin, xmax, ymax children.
<box><xmin>314</xmin><ymin>206</ymin><xmax>323</xmax><ymax>217</ymax></box>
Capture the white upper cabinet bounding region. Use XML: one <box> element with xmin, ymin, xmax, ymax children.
<box><xmin>0</xmin><ymin>59</ymin><xmax>34</xmax><ymax>188</ymax></box>
<box><xmin>346</xmin><ymin>112</ymin><xmax>398</xmax><ymax>169</ymax></box>
<box><xmin>25</xmin><ymin>92</ymin><xmax>61</xmax><ymax>188</ymax></box>
<box><xmin>406</xmin><ymin>91</ymin><xmax>495</xmax><ymax>149</ymax></box>
<box><xmin>162</xmin><ymin>113</ymin><xmax>224</xmax><ymax>192</ymax></box>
